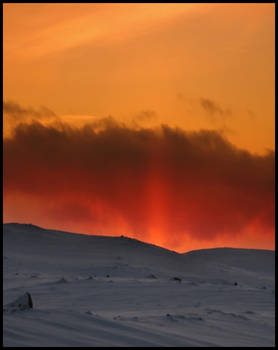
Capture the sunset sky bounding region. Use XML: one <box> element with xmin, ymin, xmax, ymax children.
<box><xmin>3</xmin><ymin>3</ymin><xmax>275</xmax><ymax>252</ymax></box>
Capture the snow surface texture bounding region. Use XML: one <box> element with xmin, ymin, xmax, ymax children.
<box><xmin>3</xmin><ymin>223</ymin><xmax>275</xmax><ymax>347</ymax></box>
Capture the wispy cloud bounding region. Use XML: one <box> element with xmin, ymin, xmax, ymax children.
<box><xmin>200</xmin><ymin>98</ymin><xmax>232</xmax><ymax>118</ymax></box>
<box><xmin>4</xmin><ymin>4</ymin><xmax>197</xmax><ymax>60</ymax></box>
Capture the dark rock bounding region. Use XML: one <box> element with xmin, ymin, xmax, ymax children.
<box><xmin>170</xmin><ymin>277</ymin><xmax>182</xmax><ymax>283</ymax></box>
<box><xmin>3</xmin><ymin>292</ymin><xmax>33</xmax><ymax>312</ymax></box>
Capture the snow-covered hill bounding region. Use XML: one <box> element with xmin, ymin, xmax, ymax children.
<box><xmin>3</xmin><ymin>223</ymin><xmax>275</xmax><ymax>347</ymax></box>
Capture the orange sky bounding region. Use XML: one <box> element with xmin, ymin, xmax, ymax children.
<box><xmin>3</xmin><ymin>3</ymin><xmax>275</xmax><ymax>252</ymax></box>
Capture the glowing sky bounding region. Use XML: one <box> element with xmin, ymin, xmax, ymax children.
<box><xmin>3</xmin><ymin>3</ymin><xmax>275</xmax><ymax>252</ymax></box>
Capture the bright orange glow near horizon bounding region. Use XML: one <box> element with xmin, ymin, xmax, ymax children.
<box><xmin>3</xmin><ymin>3</ymin><xmax>275</xmax><ymax>252</ymax></box>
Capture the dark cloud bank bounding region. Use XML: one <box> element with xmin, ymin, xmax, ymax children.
<box><xmin>3</xmin><ymin>113</ymin><xmax>274</xmax><ymax>244</ymax></box>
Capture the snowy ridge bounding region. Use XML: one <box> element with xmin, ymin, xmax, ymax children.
<box><xmin>3</xmin><ymin>223</ymin><xmax>275</xmax><ymax>347</ymax></box>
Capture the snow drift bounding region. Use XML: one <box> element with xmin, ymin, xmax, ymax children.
<box><xmin>3</xmin><ymin>223</ymin><xmax>275</xmax><ymax>347</ymax></box>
